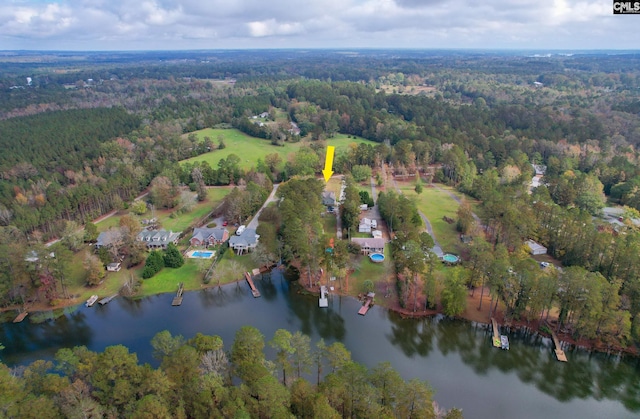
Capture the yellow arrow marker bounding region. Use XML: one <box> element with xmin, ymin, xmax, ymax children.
<box><xmin>322</xmin><ymin>146</ymin><xmax>335</xmax><ymax>182</ymax></box>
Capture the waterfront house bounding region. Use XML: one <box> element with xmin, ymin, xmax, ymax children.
<box><xmin>137</xmin><ymin>230</ymin><xmax>181</xmax><ymax>250</ymax></box>
<box><xmin>229</xmin><ymin>228</ymin><xmax>260</xmax><ymax>254</ymax></box>
<box><xmin>190</xmin><ymin>227</ymin><xmax>230</xmax><ymax>247</ymax></box>
<box><xmin>351</xmin><ymin>237</ymin><xmax>385</xmax><ymax>255</ymax></box>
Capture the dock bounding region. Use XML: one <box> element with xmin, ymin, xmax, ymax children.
<box><xmin>491</xmin><ymin>318</ymin><xmax>501</xmax><ymax>348</ymax></box>
<box><xmin>172</xmin><ymin>282</ymin><xmax>184</xmax><ymax>306</ymax></box>
<box><xmin>98</xmin><ymin>294</ymin><xmax>118</xmax><ymax>305</ymax></box>
<box><xmin>13</xmin><ymin>311</ymin><xmax>28</xmax><ymax>323</ymax></box>
<box><xmin>358</xmin><ymin>292</ymin><xmax>375</xmax><ymax>315</ymax></box>
<box><xmin>244</xmin><ymin>272</ymin><xmax>261</xmax><ymax>298</ymax></box>
<box><xmin>550</xmin><ymin>329</ymin><xmax>568</xmax><ymax>362</ymax></box>
<box><xmin>319</xmin><ymin>285</ymin><xmax>328</xmax><ymax>307</ymax></box>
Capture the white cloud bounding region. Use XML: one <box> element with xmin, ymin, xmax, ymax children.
<box><xmin>0</xmin><ymin>0</ymin><xmax>634</xmax><ymax>49</ymax></box>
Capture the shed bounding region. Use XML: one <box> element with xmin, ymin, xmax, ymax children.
<box><xmin>526</xmin><ymin>240</ymin><xmax>547</xmax><ymax>255</ymax></box>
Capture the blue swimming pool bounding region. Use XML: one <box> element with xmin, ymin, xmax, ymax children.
<box><xmin>442</xmin><ymin>253</ymin><xmax>459</xmax><ymax>263</ymax></box>
<box><xmin>191</xmin><ymin>251</ymin><xmax>214</xmax><ymax>258</ymax></box>
<box><xmin>369</xmin><ymin>253</ymin><xmax>385</xmax><ymax>263</ymax></box>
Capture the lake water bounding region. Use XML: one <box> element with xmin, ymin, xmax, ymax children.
<box><xmin>1</xmin><ymin>269</ymin><xmax>639</xmax><ymax>418</ymax></box>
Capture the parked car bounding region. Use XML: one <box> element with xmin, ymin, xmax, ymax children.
<box><xmin>222</xmin><ymin>220</ymin><xmax>228</xmax><ymax>226</ymax></box>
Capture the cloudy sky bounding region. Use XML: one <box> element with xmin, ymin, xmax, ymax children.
<box><xmin>0</xmin><ymin>0</ymin><xmax>636</xmax><ymax>50</ymax></box>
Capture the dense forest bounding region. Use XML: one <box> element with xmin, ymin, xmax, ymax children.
<box><xmin>2</xmin><ymin>50</ymin><xmax>640</xmax><ymax>352</ymax></box>
<box><xmin>0</xmin><ymin>327</ymin><xmax>461</xmax><ymax>418</ymax></box>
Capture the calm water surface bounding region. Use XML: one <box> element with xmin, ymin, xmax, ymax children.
<box><xmin>1</xmin><ymin>270</ymin><xmax>639</xmax><ymax>419</ymax></box>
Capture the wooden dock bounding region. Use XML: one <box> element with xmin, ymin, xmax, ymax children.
<box><xmin>13</xmin><ymin>311</ymin><xmax>28</xmax><ymax>323</ymax></box>
<box><xmin>172</xmin><ymin>282</ymin><xmax>184</xmax><ymax>306</ymax></box>
<box><xmin>244</xmin><ymin>272</ymin><xmax>261</xmax><ymax>298</ymax></box>
<box><xmin>491</xmin><ymin>318</ymin><xmax>501</xmax><ymax>348</ymax></box>
<box><xmin>550</xmin><ymin>329</ymin><xmax>568</xmax><ymax>362</ymax></box>
<box><xmin>98</xmin><ymin>294</ymin><xmax>118</xmax><ymax>305</ymax></box>
<box><xmin>358</xmin><ymin>292</ymin><xmax>375</xmax><ymax>315</ymax></box>
<box><xmin>319</xmin><ymin>285</ymin><xmax>328</xmax><ymax>307</ymax></box>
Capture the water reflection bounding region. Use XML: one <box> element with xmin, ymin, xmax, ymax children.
<box><xmin>1</xmin><ymin>269</ymin><xmax>639</xmax><ymax>417</ymax></box>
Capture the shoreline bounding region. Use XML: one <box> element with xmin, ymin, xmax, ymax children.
<box><xmin>3</xmin><ymin>276</ymin><xmax>637</xmax><ymax>358</ymax></box>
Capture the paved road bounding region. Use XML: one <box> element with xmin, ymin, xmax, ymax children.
<box><xmin>246</xmin><ymin>183</ymin><xmax>280</xmax><ymax>231</ymax></box>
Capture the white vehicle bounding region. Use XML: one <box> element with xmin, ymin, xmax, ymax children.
<box><xmin>236</xmin><ymin>225</ymin><xmax>246</xmax><ymax>235</ymax></box>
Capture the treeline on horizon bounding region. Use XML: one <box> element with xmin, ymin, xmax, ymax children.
<box><xmin>0</xmin><ymin>327</ymin><xmax>461</xmax><ymax>418</ymax></box>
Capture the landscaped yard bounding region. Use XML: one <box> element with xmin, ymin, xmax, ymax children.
<box><xmin>181</xmin><ymin>128</ymin><xmax>374</xmax><ymax>170</ymax></box>
<box><xmin>138</xmin><ymin>259</ymin><xmax>202</xmax><ymax>297</ymax></box>
<box><xmin>348</xmin><ymin>245</ymin><xmax>392</xmax><ymax>294</ymax></box>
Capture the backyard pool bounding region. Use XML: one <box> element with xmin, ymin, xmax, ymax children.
<box><xmin>189</xmin><ymin>250</ymin><xmax>215</xmax><ymax>259</ymax></box>
<box><xmin>442</xmin><ymin>253</ymin><xmax>459</xmax><ymax>263</ymax></box>
<box><xmin>369</xmin><ymin>253</ymin><xmax>385</xmax><ymax>263</ymax></box>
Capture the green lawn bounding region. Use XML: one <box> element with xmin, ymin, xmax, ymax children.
<box><xmin>349</xmin><ymin>245</ymin><xmax>391</xmax><ymax>294</ymax></box>
<box><xmin>97</xmin><ymin>187</ymin><xmax>230</xmax><ymax>234</ymax></box>
<box><xmin>181</xmin><ymin>128</ymin><xmax>374</xmax><ymax>170</ymax></box>
<box><xmin>159</xmin><ymin>188</ymin><xmax>231</xmax><ymax>232</ymax></box>
<box><xmin>138</xmin><ymin>259</ymin><xmax>202</xmax><ymax>297</ymax></box>
<box><xmin>399</xmin><ymin>185</ymin><xmax>463</xmax><ymax>253</ymax></box>
<box><xmin>322</xmin><ymin>213</ymin><xmax>337</xmax><ymax>236</ymax></box>
<box><xmin>212</xmin><ymin>251</ymin><xmax>256</xmax><ymax>285</ymax></box>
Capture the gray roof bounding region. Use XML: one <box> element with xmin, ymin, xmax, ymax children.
<box><xmin>137</xmin><ymin>230</ymin><xmax>181</xmax><ymax>243</ymax></box>
<box><xmin>192</xmin><ymin>227</ymin><xmax>228</xmax><ymax>242</ymax></box>
<box><xmin>322</xmin><ymin>191</ymin><xmax>336</xmax><ymax>205</ymax></box>
<box><xmin>229</xmin><ymin>228</ymin><xmax>259</xmax><ymax>248</ymax></box>
<box><xmin>351</xmin><ymin>237</ymin><xmax>386</xmax><ymax>249</ymax></box>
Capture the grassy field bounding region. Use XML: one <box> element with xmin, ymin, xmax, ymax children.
<box><xmin>399</xmin><ymin>184</ymin><xmax>466</xmax><ymax>253</ymax></box>
<box><xmin>96</xmin><ymin>187</ymin><xmax>230</xmax><ymax>234</ymax></box>
<box><xmin>181</xmin><ymin>128</ymin><xmax>374</xmax><ymax>170</ymax></box>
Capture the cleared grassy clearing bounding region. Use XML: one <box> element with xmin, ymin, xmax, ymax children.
<box><xmin>181</xmin><ymin>128</ymin><xmax>373</xmax><ymax>170</ymax></box>
<box><xmin>399</xmin><ymin>184</ymin><xmax>462</xmax><ymax>252</ymax></box>
<box><xmin>96</xmin><ymin>187</ymin><xmax>230</xmax><ymax>234</ymax></box>
<box><xmin>322</xmin><ymin>213</ymin><xmax>337</xmax><ymax>236</ymax></box>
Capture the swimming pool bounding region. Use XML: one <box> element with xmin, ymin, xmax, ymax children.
<box><xmin>190</xmin><ymin>250</ymin><xmax>215</xmax><ymax>259</ymax></box>
<box><xmin>369</xmin><ymin>253</ymin><xmax>385</xmax><ymax>263</ymax></box>
<box><xmin>442</xmin><ymin>253</ymin><xmax>459</xmax><ymax>263</ymax></box>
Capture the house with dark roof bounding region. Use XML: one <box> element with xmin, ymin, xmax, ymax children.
<box><xmin>322</xmin><ymin>191</ymin><xmax>336</xmax><ymax>207</ymax></box>
<box><xmin>190</xmin><ymin>227</ymin><xmax>230</xmax><ymax>247</ymax></box>
<box><xmin>137</xmin><ymin>230</ymin><xmax>181</xmax><ymax>250</ymax></box>
<box><xmin>229</xmin><ymin>228</ymin><xmax>260</xmax><ymax>254</ymax></box>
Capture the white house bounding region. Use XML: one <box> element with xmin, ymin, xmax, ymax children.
<box><xmin>351</xmin><ymin>238</ymin><xmax>386</xmax><ymax>255</ymax></box>
<box><xmin>359</xmin><ymin>218</ymin><xmax>373</xmax><ymax>233</ymax></box>
<box><xmin>229</xmin><ymin>228</ymin><xmax>260</xmax><ymax>254</ymax></box>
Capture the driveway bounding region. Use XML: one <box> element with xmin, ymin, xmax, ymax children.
<box><xmin>246</xmin><ymin>183</ymin><xmax>280</xmax><ymax>231</ymax></box>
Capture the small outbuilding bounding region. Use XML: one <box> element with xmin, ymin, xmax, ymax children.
<box><xmin>107</xmin><ymin>262</ymin><xmax>122</xmax><ymax>272</ymax></box>
<box><xmin>526</xmin><ymin>240</ymin><xmax>547</xmax><ymax>256</ymax></box>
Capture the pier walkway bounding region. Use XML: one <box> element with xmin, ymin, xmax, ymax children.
<box><xmin>172</xmin><ymin>282</ymin><xmax>184</xmax><ymax>306</ymax></box>
<box><xmin>244</xmin><ymin>272</ymin><xmax>261</xmax><ymax>298</ymax></box>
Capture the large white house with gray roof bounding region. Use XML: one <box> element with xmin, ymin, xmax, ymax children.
<box><xmin>137</xmin><ymin>230</ymin><xmax>181</xmax><ymax>250</ymax></box>
<box><xmin>229</xmin><ymin>228</ymin><xmax>259</xmax><ymax>254</ymax></box>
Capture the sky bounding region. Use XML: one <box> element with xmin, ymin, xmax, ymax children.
<box><xmin>0</xmin><ymin>0</ymin><xmax>637</xmax><ymax>51</ymax></box>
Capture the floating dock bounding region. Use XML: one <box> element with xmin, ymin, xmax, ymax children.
<box><xmin>244</xmin><ymin>272</ymin><xmax>261</xmax><ymax>298</ymax></box>
<box><xmin>13</xmin><ymin>311</ymin><xmax>28</xmax><ymax>323</ymax></box>
<box><xmin>98</xmin><ymin>294</ymin><xmax>118</xmax><ymax>305</ymax></box>
<box><xmin>319</xmin><ymin>285</ymin><xmax>328</xmax><ymax>307</ymax></box>
<box><xmin>358</xmin><ymin>292</ymin><xmax>375</xmax><ymax>315</ymax></box>
<box><xmin>550</xmin><ymin>329</ymin><xmax>568</xmax><ymax>362</ymax></box>
<box><xmin>172</xmin><ymin>282</ymin><xmax>184</xmax><ymax>306</ymax></box>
